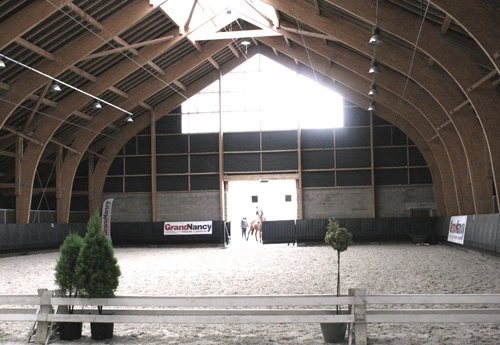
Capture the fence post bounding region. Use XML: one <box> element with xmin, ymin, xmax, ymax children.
<box><xmin>349</xmin><ymin>288</ymin><xmax>367</xmax><ymax>345</ymax></box>
<box><xmin>34</xmin><ymin>289</ymin><xmax>53</xmax><ymax>344</ymax></box>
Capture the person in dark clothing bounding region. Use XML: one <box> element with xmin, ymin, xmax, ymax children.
<box><xmin>255</xmin><ymin>206</ymin><xmax>264</xmax><ymax>222</ymax></box>
<box><xmin>241</xmin><ymin>216</ymin><xmax>249</xmax><ymax>238</ymax></box>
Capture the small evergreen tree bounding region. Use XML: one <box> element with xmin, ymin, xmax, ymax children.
<box><xmin>75</xmin><ymin>211</ymin><xmax>121</xmax><ymax>314</ymax></box>
<box><xmin>324</xmin><ymin>218</ymin><xmax>352</xmax><ymax>313</ymax></box>
<box><xmin>55</xmin><ymin>232</ymin><xmax>84</xmax><ymax>313</ymax></box>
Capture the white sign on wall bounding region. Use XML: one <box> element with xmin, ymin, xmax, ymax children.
<box><xmin>447</xmin><ymin>216</ymin><xmax>467</xmax><ymax>245</ymax></box>
<box><xmin>164</xmin><ymin>221</ymin><xmax>213</xmax><ymax>235</ymax></box>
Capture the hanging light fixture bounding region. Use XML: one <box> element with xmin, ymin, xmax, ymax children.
<box><xmin>0</xmin><ymin>58</ymin><xmax>5</xmax><ymax>69</ymax></box>
<box><xmin>93</xmin><ymin>100</ymin><xmax>102</xmax><ymax>110</ymax></box>
<box><xmin>125</xmin><ymin>114</ymin><xmax>133</xmax><ymax>123</ymax></box>
<box><xmin>368</xmin><ymin>84</ymin><xmax>379</xmax><ymax>96</ymax></box>
<box><xmin>50</xmin><ymin>81</ymin><xmax>62</xmax><ymax>92</ymax></box>
<box><xmin>369</xmin><ymin>60</ymin><xmax>380</xmax><ymax>75</ymax></box>
<box><xmin>369</xmin><ymin>27</ymin><xmax>384</xmax><ymax>45</ymax></box>
<box><xmin>368</xmin><ymin>101</ymin><xmax>377</xmax><ymax>112</ymax></box>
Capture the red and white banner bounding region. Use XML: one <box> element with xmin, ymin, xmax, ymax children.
<box><xmin>448</xmin><ymin>215</ymin><xmax>467</xmax><ymax>245</ymax></box>
<box><xmin>102</xmin><ymin>198</ymin><xmax>114</xmax><ymax>241</ymax></box>
<box><xmin>164</xmin><ymin>221</ymin><xmax>213</xmax><ymax>235</ymax></box>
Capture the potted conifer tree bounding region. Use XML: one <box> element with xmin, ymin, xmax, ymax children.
<box><xmin>75</xmin><ymin>211</ymin><xmax>121</xmax><ymax>340</ymax></box>
<box><xmin>54</xmin><ymin>232</ymin><xmax>84</xmax><ymax>340</ymax></box>
<box><xmin>321</xmin><ymin>218</ymin><xmax>353</xmax><ymax>343</ymax></box>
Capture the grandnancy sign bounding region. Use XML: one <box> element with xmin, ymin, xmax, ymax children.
<box><xmin>447</xmin><ymin>215</ymin><xmax>467</xmax><ymax>245</ymax></box>
<box><xmin>164</xmin><ymin>221</ymin><xmax>213</xmax><ymax>235</ymax></box>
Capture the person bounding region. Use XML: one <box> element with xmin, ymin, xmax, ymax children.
<box><xmin>241</xmin><ymin>216</ymin><xmax>248</xmax><ymax>238</ymax></box>
<box><xmin>255</xmin><ymin>206</ymin><xmax>264</xmax><ymax>222</ymax></box>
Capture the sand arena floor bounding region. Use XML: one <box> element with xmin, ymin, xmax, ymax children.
<box><xmin>1</xmin><ymin>235</ymin><xmax>500</xmax><ymax>344</ymax></box>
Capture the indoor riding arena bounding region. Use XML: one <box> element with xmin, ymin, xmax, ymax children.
<box><xmin>0</xmin><ymin>1</ymin><xmax>499</xmax><ymax>344</ymax></box>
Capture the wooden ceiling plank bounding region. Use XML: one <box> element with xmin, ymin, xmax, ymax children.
<box><xmin>49</xmin><ymin>138</ymin><xmax>82</xmax><ymax>155</ymax></box>
<box><xmin>140</xmin><ymin>102</ymin><xmax>154</xmax><ymax>111</ymax></box>
<box><xmin>312</xmin><ymin>0</ymin><xmax>321</xmax><ymax>15</ymax></box>
<box><xmin>24</xmin><ymin>83</ymin><xmax>51</xmax><ymax>131</ymax></box>
<box><xmin>172</xmin><ymin>80</ymin><xmax>187</xmax><ymax>91</ymax></box>
<box><xmin>14</xmin><ymin>38</ymin><xmax>55</xmax><ymax>61</ymax></box>
<box><xmin>467</xmin><ymin>69</ymin><xmax>498</xmax><ymax>93</ymax></box>
<box><xmin>27</xmin><ymin>94</ymin><xmax>57</xmax><ymax>108</ymax></box>
<box><xmin>441</xmin><ymin>15</ymin><xmax>452</xmax><ymax>35</ymax></box>
<box><xmin>228</xmin><ymin>44</ymin><xmax>240</xmax><ymax>58</ymax></box>
<box><xmin>279</xmin><ymin>26</ymin><xmax>336</xmax><ymax>41</ymax></box>
<box><xmin>73</xmin><ymin>111</ymin><xmax>94</xmax><ymax>121</ymax></box>
<box><xmin>449</xmin><ymin>100</ymin><xmax>470</xmax><ymax>115</ymax></box>
<box><xmin>3</xmin><ymin>126</ymin><xmax>44</xmax><ymax>146</ymax></box>
<box><xmin>147</xmin><ymin>61</ymin><xmax>166</xmax><ymax>75</ymax></box>
<box><xmin>66</xmin><ymin>3</ymin><xmax>104</xmax><ymax>31</ymax></box>
<box><xmin>109</xmin><ymin>86</ymin><xmax>129</xmax><ymax>99</ymax></box>
<box><xmin>79</xmin><ymin>35</ymin><xmax>177</xmax><ymax>61</ymax></box>
<box><xmin>208</xmin><ymin>57</ymin><xmax>220</xmax><ymax>69</ymax></box>
<box><xmin>0</xmin><ymin>81</ymin><xmax>10</xmax><ymax>90</ymax></box>
<box><xmin>114</xmin><ymin>36</ymin><xmax>139</xmax><ymax>56</ymax></box>
<box><xmin>69</xmin><ymin>66</ymin><xmax>98</xmax><ymax>82</ymax></box>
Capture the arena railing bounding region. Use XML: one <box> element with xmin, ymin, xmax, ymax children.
<box><xmin>3</xmin><ymin>289</ymin><xmax>500</xmax><ymax>345</ymax></box>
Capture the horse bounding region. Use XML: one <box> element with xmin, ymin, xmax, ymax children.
<box><xmin>246</xmin><ymin>219</ymin><xmax>263</xmax><ymax>243</ymax></box>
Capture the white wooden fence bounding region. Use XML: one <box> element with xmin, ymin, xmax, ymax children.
<box><xmin>2</xmin><ymin>288</ymin><xmax>500</xmax><ymax>345</ymax></box>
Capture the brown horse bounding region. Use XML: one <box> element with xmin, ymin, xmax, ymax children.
<box><xmin>246</xmin><ymin>219</ymin><xmax>262</xmax><ymax>243</ymax></box>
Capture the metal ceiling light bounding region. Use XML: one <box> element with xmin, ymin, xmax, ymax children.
<box><xmin>368</xmin><ymin>84</ymin><xmax>379</xmax><ymax>96</ymax></box>
<box><xmin>50</xmin><ymin>81</ymin><xmax>62</xmax><ymax>92</ymax></box>
<box><xmin>125</xmin><ymin>115</ymin><xmax>133</xmax><ymax>123</ymax></box>
<box><xmin>369</xmin><ymin>60</ymin><xmax>380</xmax><ymax>75</ymax></box>
<box><xmin>369</xmin><ymin>27</ymin><xmax>384</xmax><ymax>45</ymax></box>
<box><xmin>368</xmin><ymin>101</ymin><xmax>377</xmax><ymax>112</ymax></box>
<box><xmin>0</xmin><ymin>58</ymin><xmax>5</xmax><ymax>69</ymax></box>
<box><xmin>93</xmin><ymin>100</ymin><xmax>102</xmax><ymax>109</ymax></box>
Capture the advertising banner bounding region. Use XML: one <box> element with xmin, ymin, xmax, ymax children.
<box><xmin>164</xmin><ymin>221</ymin><xmax>213</xmax><ymax>235</ymax></box>
<box><xmin>448</xmin><ymin>215</ymin><xmax>467</xmax><ymax>244</ymax></box>
<box><xmin>102</xmin><ymin>198</ymin><xmax>114</xmax><ymax>241</ymax></box>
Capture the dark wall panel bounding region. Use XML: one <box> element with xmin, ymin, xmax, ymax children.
<box><xmin>125</xmin><ymin>156</ymin><xmax>152</xmax><ymax>175</ymax></box>
<box><xmin>337</xmin><ymin>170</ymin><xmax>371</xmax><ymax>186</ymax></box>
<box><xmin>137</xmin><ymin>136</ymin><xmax>151</xmax><ymax>154</ymax></box>
<box><xmin>155</xmin><ymin>115</ymin><xmax>181</xmax><ymax>134</ymax></box>
<box><xmin>191</xmin><ymin>174</ymin><xmax>219</xmax><ymax>190</ymax></box>
<box><xmin>302</xmin><ymin>150</ymin><xmax>335</xmax><ymax>169</ymax></box>
<box><xmin>343</xmin><ymin>107</ymin><xmax>370</xmax><ymax>126</ymax></box>
<box><xmin>190</xmin><ymin>154</ymin><xmax>219</xmax><ymax>173</ymax></box>
<box><xmin>302</xmin><ymin>171</ymin><xmax>335</xmax><ymax>187</ymax></box>
<box><xmin>157</xmin><ymin>175</ymin><xmax>188</xmax><ymax>191</ymax></box>
<box><xmin>374</xmin><ymin>147</ymin><xmax>407</xmax><ymax>167</ymax></box>
<box><xmin>336</xmin><ymin>127</ymin><xmax>370</xmax><ymax>147</ymax></box>
<box><xmin>224</xmin><ymin>153</ymin><xmax>260</xmax><ymax>172</ymax></box>
<box><xmin>262</xmin><ymin>131</ymin><xmax>297</xmax><ymax>150</ymax></box>
<box><xmin>301</xmin><ymin>129</ymin><xmax>334</xmax><ymax>149</ymax></box>
<box><xmin>409</xmin><ymin>147</ymin><xmax>427</xmax><ymax>166</ymax></box>
<box><xmin>262</xmin><ymin>152</ymin><xmax>298</xmax><ymax>171</ymax></box>
<box><xmin>103</xmin><ymin>177</ymin><xmax>123</xmax><ymax>193</ymax></box>
<box><xmin>156</xmin><ymin>135</ymin><xmax>188</xmax><ymax>154</ymax></box>
<box><xmin>336</xmin><ymin>149</ymin><xmax>371</xmax><ymax>169</ymax></box>
<box><xmin>157</xmin><ymin>155</ymin><xmax>188</xmax><ymax>174</ymax></box>
<box><xmin>125</xmin><ymin>176</ymin><xmax>151</xmax><ymax>192</ymax></box>
<box><xmin>410</xmin><ymin>168</ymin><xmax>432</xmax><ymax>184</ymax></box>
<box><xmin>191</xmin><ymin>133</ymin><xmax>219</xmax><ymax>152</ymax></box>
<box><xmin>224</xmin><ymin>132</ymin><xmax>260</xmax><ymax>151</ymax></box>
<box><xmin>375</xmin><ymin>169</ymin><xmax>407</xmax><ymax>185</ymax></box>
<box><xmin>108</xmin><ymin>157</ymin><xmax>124</xmax><ymax>175</ymax></box>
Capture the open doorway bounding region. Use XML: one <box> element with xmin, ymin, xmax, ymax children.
<box><xmin>227</xmin><ymin>178</ymin><xmax>297</xmax><ymax>243</ymax></box>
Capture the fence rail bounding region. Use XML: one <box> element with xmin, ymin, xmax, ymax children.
<box><xmin>2</xmin><ymin>289</ymin><xmax>500</xmax><ymax>345</ymax></box>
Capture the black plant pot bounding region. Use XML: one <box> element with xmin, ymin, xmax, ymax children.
<box><xmin>58</xmin><ymin>321</ymin><xmax>83</xmax><ymax>340</ymax></box>
<box><xmin>320</xmin><ymin>322</ymin><xmax>347</xmax><ymax>343</ymax></box>
<box><xmin>90</xmin><ymin>322</ymin><xmax>114</xmax><ymax>340</ymax></box>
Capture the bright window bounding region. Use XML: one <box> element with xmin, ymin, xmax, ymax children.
<box><xmin>182</xmin><ymin>54</ymin><xmax>343</xmax><ymax>133</ymax></box>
